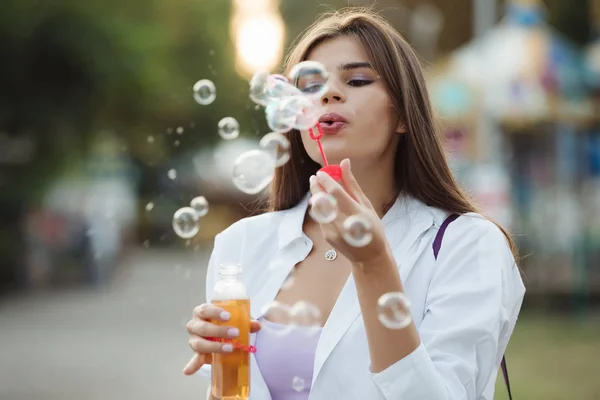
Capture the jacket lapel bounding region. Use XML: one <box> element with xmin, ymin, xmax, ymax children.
<box><xmin>248</xmin><ymin>197</ymin><xmax>312</xmax><ymax>400</ymax></box>
<box><xmin>250</xmin><ymin>193</ymin><xmax>311</xmax><ymax>319</ymax></box>
<box><xmin>311</xmin><ymin>196</ymin><xmax>435</xmax><ymax>384</ymax></box>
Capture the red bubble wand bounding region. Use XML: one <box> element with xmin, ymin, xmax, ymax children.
<box><xmin>308</xmin><ymin>124</ymin><xmax>342</xmax><ymax>181</ymax></box>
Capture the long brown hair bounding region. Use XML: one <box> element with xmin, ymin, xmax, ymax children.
<box><xmin>264</xmin><ymin>8</ymin><xmax>518</xmax><ymax>260</ymax></box>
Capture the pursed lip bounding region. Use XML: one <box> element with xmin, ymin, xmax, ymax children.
<box><xmin>318</xmin><ymin>113</ymin><xmax>348</xmax><ymax>134</ymax></box>
<box><xmin>318</xmin><ymin>113</ymin><xmax>348</xmax><ymax>124</ymax></box>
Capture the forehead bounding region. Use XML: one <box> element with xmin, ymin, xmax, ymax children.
<box><xmin>305</xmin><ymin>36</ymin><xmax>370</xmax><ymax>71</ymax></box>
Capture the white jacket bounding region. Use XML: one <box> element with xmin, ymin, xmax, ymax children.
<box><xmin>199</xmin><ymin>193</ymin><xmax>525</xmax><ymax>400</ymax></box>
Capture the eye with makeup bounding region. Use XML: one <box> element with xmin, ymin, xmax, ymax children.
<box><xmin>298</xmin><ymin>81</ymin><xmax>325</xmax><ymax>94</ymax></box>
<box><xmin>347</xmin><ymin>78</ymin><xmax>373</xmax><ymax>87</ymax></box>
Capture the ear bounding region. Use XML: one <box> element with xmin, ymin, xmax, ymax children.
<box><xmin>395</xmin><ymin>120</ymin><xmax>407</xmax><ymax>134</ymax></box>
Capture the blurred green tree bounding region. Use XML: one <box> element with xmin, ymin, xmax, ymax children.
<box><xmin>0</xmin><ymin>0</ymin><xmax>270</xmax><ymax>289</ymax></box>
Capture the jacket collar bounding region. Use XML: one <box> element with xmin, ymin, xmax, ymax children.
<box><xmin>276</xmin><ymin>191</ymin><xmax>442</xmax><ymax>244</ymax></box>
<box><xmin>277</xmin><ymin>192</ymin><xmax>311</xmax><ymax>250</ymax></box>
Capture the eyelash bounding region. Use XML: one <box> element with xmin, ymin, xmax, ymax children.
<box><xmin>299</xmin><ymin>78</ymin><xmax>373</xmax><ymax>93</ymax></box>
<box><xmin>347</xmin><ymin>79</ymin><xmax>373</xmax><ymax>87</ymax></box>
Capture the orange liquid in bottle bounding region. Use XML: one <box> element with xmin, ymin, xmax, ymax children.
<box><xmin>211</xmin><ymin>264</ymin><xmax>250</xmax><ymax>400</ymax></box>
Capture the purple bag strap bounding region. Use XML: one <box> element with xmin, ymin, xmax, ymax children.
<box><xmin>433</xmin><ymin>214</ymin><xmax>513</xmax><ymax>400</ymax></box>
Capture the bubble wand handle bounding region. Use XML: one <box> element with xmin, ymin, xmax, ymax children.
<box><xmin>308</xmin><ymin>124</ymin><xmax>342</xmax><ymax>181</ymax></box>
<box><xmin>308</xmin><ymin>124</ymin><xmax>329</xmax><ymax>166</ymax></box>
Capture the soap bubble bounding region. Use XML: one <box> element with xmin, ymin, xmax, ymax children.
<box><xmin>218</xmin><ymin>117</ymin><xmax>239</xmax><ymax>140</ymax></box>
<box><xmin>232</xmin><ymin>149</ymin><xmax>275</xmax><ymax>195</ymax></box>
<box><xmin>249</xmin><ymin>70</ymin><xmax>270</xmax><ymax>106</ymax></box>
<box><xmin>147</xmin><ymin>136</ymin><xmax>154</xmax><ymax>144</ymax></box>
<box><xmin>176</xmin><ymin>126</ymin><xmax>184</xmax><ymax>135</ymax></box>
<box><xmin>342</xmin><ymin>215</ymin><xmax>373</xmax><ymax>247</ymax></box>
<box><xmin>193</xmin><ymin>79</ymin><xmax>216</xmax><ymax>105</ymax></box>
<box><xmin>167</xmin><ymin>169</ymin><xmax>177</xmax><ymax>180</ymax></box>
<box><xmin>290</xmin><ymin>61</ymin><xmax>329</xmax><ymax>98</ymax></box>
<box><xmin>265</xmin><ymin>100</ymin><xmax>296</xmax><ymax>133</ymax></box>
<box><xmin>266</xmin><ymin>74</ymin><xmax>301</xmax><ymax>100</ymax></box>
<box><xmin>308</xmin><ymin>192</ymin><xmax>338</xmax><ymax>223</ymax></box>
<box><xmin>260</xmin><ymin>301</ymin><xmax>293</xmax><ymax>335</ymax></box>
<box><xmin>377</xmin><ymin>292</ymin><xmax>412</xmax><ymax>330</ymax></box>
<box><xmin>291</xmin><ymin>301</ymin><xmax>321</xmax><ymax>328</ymax></box>
<box><xmin>172</xmin><ymin>207</ymin><xmax>200</xmax><ymax>239</ymax></box>
<box><xmin>291</xmin><ymin>96</ymin><xmax>322</xmax><ymax>130</ymax></box>
<box><xmin>145</xmin><ymin>202</ymin><xmax>154</xmax><ymax>211</ymax></box>
<box><xmin>261</xmin><ymin>301</ymin><xmax>292</xmax><ymax>323</ymax></box>
<box><xmin>259</xmin><ymin>132</ymin><xmax>291</xmax><ymax>167</ymax></box>
<box><xmin>291</xmin><ymin>376</ymin><xmax>306</xmax><ymax>392</ymax></box>
<box><xmin>190</xmin><ymin>196</ymin><xmax>209</xmax><ymax>217</ymax></box>
<box><xmin>265</xmin><ymin>94</ymin><xmax>321</xmax><ymax>132</ymax></box>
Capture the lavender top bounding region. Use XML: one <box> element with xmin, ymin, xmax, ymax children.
<box><xmin>254</xmin><ymin>318</ymin><xmax>322</xmax><ymax>400</ymax></box>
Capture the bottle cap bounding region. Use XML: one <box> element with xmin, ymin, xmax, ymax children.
<box><xmin>319</xmin><ymin>165</ymin><xmax>342</xmax><ymax>182</ymax></box>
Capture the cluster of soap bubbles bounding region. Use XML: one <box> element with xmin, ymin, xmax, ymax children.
<box><xmin>172</xmin><ymin>196</ymin><xmax>209</xmax><ymax>239</ymax></box>
<box><xmin>260</xmin><ymin>300</ymin><xmax>322</xmax><ymax>334</ymax></box>
<box><xmin>251</xmin><ymin>62</ymin><xmax>329</xmax><ymax>134</ymax></box>
<box><xmin>230</xmin><ymin>62</ymin><xmax>330</xmax><ymax>195</ymax></box>
<box><xmin>260</xmin><ymin>291</ymin><xmax>411</xmax><ymax>335</ymax></box>
<box><xmin>192</xmin><ymin>62</ymin><xmax>330</xmax><ymax>196</ymax></box>
<box><xmin>193</xmin><ymin>79</ymin><xmax>240</xmax><ymax>141</ymax></box>
<box><xmin>307</xmin><ymin>192</ymin><xmax>375</xmax><ymax>247</ymax></box>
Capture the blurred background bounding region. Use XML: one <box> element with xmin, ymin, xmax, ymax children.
<box><xmin>0</xmin><ymin>0</ymin><xmax>599</xmax><ymax>399</ymax></box>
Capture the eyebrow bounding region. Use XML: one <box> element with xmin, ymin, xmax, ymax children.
<box><xmin>338</xmin><ymin>62</ymin><xmax>374</xmax><ymax>71</ymax></box>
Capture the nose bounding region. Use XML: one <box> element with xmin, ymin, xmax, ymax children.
<box><xmin>321</xmin><ymin>83</ymin><xmax>345</xmax><ymax>105</ymax></box>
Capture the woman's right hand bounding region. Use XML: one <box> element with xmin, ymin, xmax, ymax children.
<box><xmin>183</xmin><ymin>303</ymin><xmax>261</xmax><ymax>375</ymax></box>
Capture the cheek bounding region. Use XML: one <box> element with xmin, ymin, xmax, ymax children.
<box><xmin>300</xmin><ymin>132</ymin><xmax>319</xmax><ymax>156</ymax></box>
<box><xmin>356</xmin><ymin>97</ymin><xmax>397</xmax><ymax>142</ymax></box>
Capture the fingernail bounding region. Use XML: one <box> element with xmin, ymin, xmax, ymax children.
<box><xmin>227</xmin><ymin>328</ymin><xmax>239</xmax><ymax>337</ymax></box>
<box><xmin>309</xmin><ymin>175</ymin><xmax>316</xmax><ymax>184</ymax></box>
<box><xmin>316</xmin><ymin>171</ymin><xmax>326</xmax><ymax>181</ymax></box>
<box><xmin>347</xmin><ymin>159</ymin><xmax>351</xmax><ymax>170</ymax></box>
<box><xmin>220</xmin><ymin>311</ymin><xmax>231</xmax><ymax>321</ymax></box>
<box><xmin>222</xmin><ymin>343</ymin><xmax>234</xmax><ymax>352</ymax></box>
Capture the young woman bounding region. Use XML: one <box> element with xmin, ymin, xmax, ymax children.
<box><xmin>184</xmin><ymin>8</ymin><xmax>525</xmax><ymax>400</ymax></box>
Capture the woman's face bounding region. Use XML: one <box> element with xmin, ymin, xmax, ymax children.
<box><xmin>298</xmin><ymin>36</ymin><xmax>403</xmax><ymax>167</ymax></box>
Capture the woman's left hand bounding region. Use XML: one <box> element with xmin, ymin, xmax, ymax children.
<box><xmin>309</xmin><ymin>158</ymin><xmax>391</xmax><ymax>266</ymax></box>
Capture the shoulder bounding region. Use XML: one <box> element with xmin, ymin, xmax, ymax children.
<box><xmin>417</xmin><ymin>200</ymin><xmax>509</xmax><ymax>251</ymax></box>
<box><xmin>447</xmin><ymin>212</ymin><xmax>509</xmax><ymax>245</ymax></box>
<box><xmin>433</xmin><ymin>212</ymin><xmax>517</xmax><ymax>287</ymax></box>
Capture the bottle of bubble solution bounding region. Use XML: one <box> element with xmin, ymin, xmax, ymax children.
<box><xmin>211</xmin><ymin>263</ymin><xmax>251</xmax><ymax>400</ymax></box>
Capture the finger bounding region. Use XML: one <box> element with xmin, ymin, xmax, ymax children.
<box><xmin>183</xmin><ymin>352</ymin><xmax>207</xmax><ymax>375</ymax></box>
<box><xmin>189</xmin><ymin>335</ymin><xmax>236</xmax><ymax>354</ymax></box>
<box><xmin>186</xmin><ymin>319</ymin><xmax>241</xmax><ymax>340</ymax></box>
<box><xmin>315</xmin><ymin>170</ymin><xmax>357</xmax><ymax>214</ymax></box>
<box><xmin>250</xmin><ymin>320</ymin><xmax>261</xmax><ymax>333</ymax></box>
<box><xmin>309</xmin><ymin>175</ymin><xmax>325</xmax><ymax>196</ymax></box>
<box><xmin>193</xmin><ymin>303</ymin><xmax>231</xmax><ymax>322</ymax></box>
<box><xmin>340</xmin><ymin>159</ymin><xmax>369</xmax><ymax>204</ymax></box>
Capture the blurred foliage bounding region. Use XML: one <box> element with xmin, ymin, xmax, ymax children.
<box><xmin>0</xmin><ymin>0</ymin><xmax>267</xmax><ymax>203</ymax></box>
<box><xmin>0</xmin><ymin>0</ymin><xmax>245</xmax><ymax>287</ymax></box>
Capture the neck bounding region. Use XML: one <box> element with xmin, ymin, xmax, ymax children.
<box><xmin>349</xmin><ymin>159</ymin><xmax>398</xmax><ymax>218</ymax></box>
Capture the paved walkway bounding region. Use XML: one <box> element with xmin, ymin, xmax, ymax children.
<box><xmin>0</xmin><ymin>248</ymin><xmax>211</xmax><ymax>400</ymax></box>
